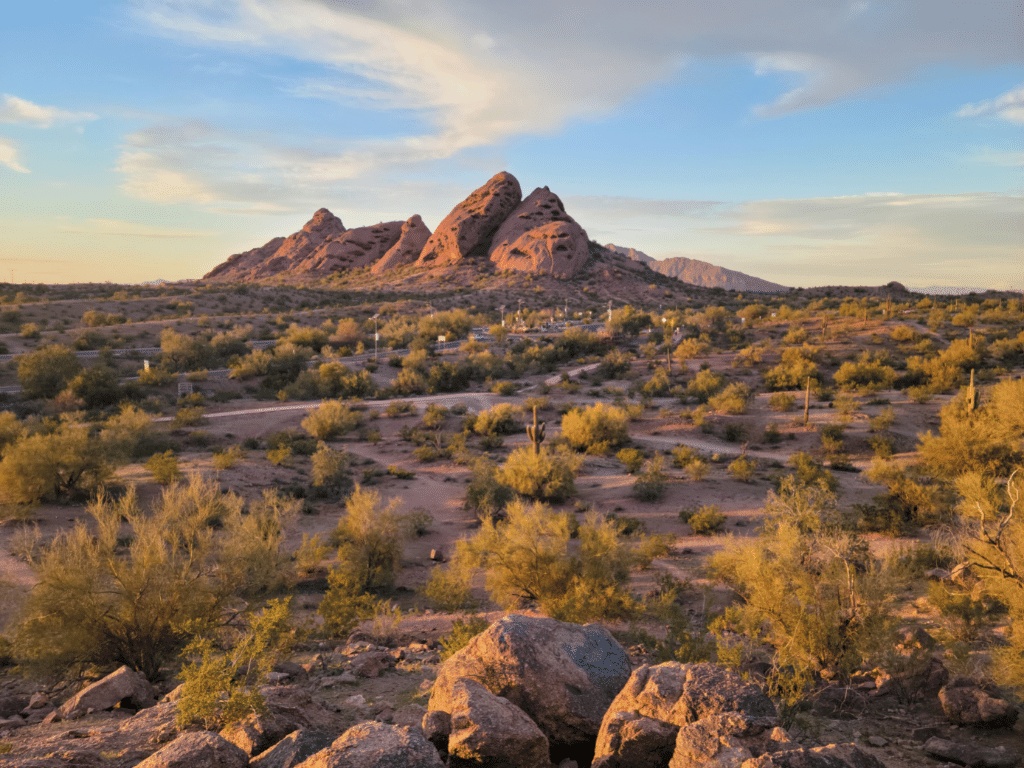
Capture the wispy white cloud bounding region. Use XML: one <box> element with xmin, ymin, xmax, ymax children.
<box><xmin>0</xmin><ymin>136</ymin><xmax>29</xmax><ymax>173</ymax></box>
<box><xmin>120</xmin><ymin>0</ymin><xmax>1022</xmax><ymax>211</ymax></box>
<box><xmin>57</xmin><ymin>219</ymin><xmax>215</xmax><ymax>238</ymax></box>
<box><xmin>968</xmin><ymin>148</ymin><xmax>1024</xmax><ymax>167</ymax></box>
<box><xmin>956</xmin><ymin>85</ymin><xmax>1024</xmax><ymax>124</ymax></box>
<box><xmin>0</xmin><ymin>94</ymin><xmax>97</xmax><ymax>128</ymax></box>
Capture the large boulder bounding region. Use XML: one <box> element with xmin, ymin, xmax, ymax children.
<box><xmin>293</xmin><ymin>722</ymin><xmax>444</xmax><ymax>768</ymax></box>
<box><xmin>488</xmin><ymin>187</ymin><xmax>590</xmax><ymax>278</ymax></box>
<box><xmin>669</xmin><ymin>713</ymin><xmax>793</xmax><ymax>768</ymax></box>
<box><xmin>372</xmin><ymin>215</ymin><xmax>432</xmax><ymax>275</ymax></box>
<box><xmin>429</xmin><ymin>614</ymin><xmax>631</xmax><ymax>754</ymax></box>
<box><xmin>939</xmin><ymin>677</ymin><xmax>1019</xmax><ymax>728</ymax></box>
<box><xmin>134</xmin><ymin>731</ymin><xmax>249</xmax><ymax>768</ymax></box>
<box><xmin>593</xmin><ymin>663</ymin><xmax>776</xmax><ymax>768</ymax></box>
<box><xmin>924</xmin><ymin>736</ymin><xmax>1020</xmax><ymax>768</ymax></box>
<box><xmin>591</xmin><ymin>712</ymin><xmax>678</xmax><ymax>768</ymax></box>
<box><xmin>445</xmin><ymin>677</ymin><xmax>550</xmax><ymax>768</ymax></box>
<box><xmin>59</xmin><ymin>665</ymin><xmax>157</xmax><ymax>720</ymax></box>
<box><xmin>250</xmin><ymin>730</ymin><xmax>337</xmax><ymax>768</ymax></box>
<box><xmin>416</xmin><ymin>172</ymin><xmax>522</xmax><ymax>267</ymax></box>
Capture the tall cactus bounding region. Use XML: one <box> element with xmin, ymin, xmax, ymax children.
<box><xmin>527</xmin><ymin>405</ymin><xmax>546</xmax><ymax>455</ymax></box>
<box><xmin>803</xmin><ymin>376</ymin><xmax>811</xmax><ymax>426</ymax></box>
<box><xmin>967</xmin><ymin>368</ymin><xmax>978</xmax><ymax>413</ymax></box>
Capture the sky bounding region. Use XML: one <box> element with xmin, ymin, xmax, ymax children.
<box><xmin>1</xmin><ymin>1</ymin><xmax>1021</xmax><ymax>290</ymax></box>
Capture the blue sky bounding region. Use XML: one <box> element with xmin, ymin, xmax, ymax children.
<box><xmin>1</xmin><ymin>1</ymin><xmax>1020</xmax><ymax>289</ymax></box>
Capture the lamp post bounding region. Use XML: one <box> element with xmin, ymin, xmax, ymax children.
<box><xmin>499</xmin><ymin>304</ymin><xmax>506</xmax><ymax>327</ymax></box>
<box><xmin>372</xmin><ymin>314</ymin><xmax>380</xmax><ymax>361</ymax></box>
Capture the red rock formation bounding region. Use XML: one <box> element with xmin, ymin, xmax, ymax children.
<box><xmin>416</xmin><ymin>172</ymin><xmax>522</xmax><ymax>267</ymax></box>
<box><xmin>371</xmin><ymin>215</ymin><xmax>432</xmax><ymax>275</ymax></box>
<box><xmin>294</xmin><ymin>220</ymin><xmax>404</xmax><ymax>275</ymax></box>
<box><xmin>488</xmin><ymin>187</ymin><xmax>590</xmax><ymax>278</ymax></box>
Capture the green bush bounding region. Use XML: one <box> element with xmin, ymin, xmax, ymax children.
<box><xmin>768</xmin><ymin>393</ymin><xmax>796</xmax><ymax>412</ymax></box>
<box><xmin>301</xmin><ymin>400</ymin><xmax>362</xmax><ymax>440</ymax></box>
<box><xmin>497</xmin><ymin>446</ymin><xmax>582</xmax><ymax>503</ymax></box>
<box><xmin>561</xmin><ymin>403</ymin><xmax>630</xmax><ymax>455</ymax></box>
<box><xmin>17</xmin><ymin>345</ymin><xmax>82</xmax><ymax>399</ymax></box>
<box><xmin>473</xmin><ymin>403</ymin><xmax>519</xmax><ymax>436</ymax></box>
<box><xmin>708</xmin><ymin>382</ymin><xmax>753</xmax><ymax>414</ymax></box>
<box><xmin>176</xmin><ymin>598</ymin><xmax>293</xmax><ymax>729</ymax></box>
<box><xmin>330</xmin><ymin>486</ymin><xmax>406</xmax><ymax>593</ymax></box>
<box><xmin>764</xmin><ymin>422</ymin><xmax>783</xmax><ymax>444</ymax></box>
<box><xmin>686</xmin><ymin>370</ymin><xmax>725</xmax><ymax>403</ymax></box>
<box><xmin>311</xmin><ymin>442</ymin><xmax>351</xmax><ymax>490</ymax></box>
<box><xmin>616</xmin><ymin>447</ymin><xmax>646</xmax><ymax>474</ymax></box>
<box><xmin>632</xmin><ymin>455</ymin><xmax>669</xmax><ymax>502</ymax></box>
<box><xmin>728</xmin><ymin>456</ymin><xmax>756</xmax><ymax>482</ymax></box>
<box><xmin>0</xmin><ymin>426</ymin><xmax>113</xmax><ymax>505</ymax></box>
<box><xmin>439</xmin><ymin>617</ymin><xmax>490</xmax><ymax>661</ymax></box>
<box><xmin>146</xmin><ymin>450</ymin><xmax>182</xmax><ymax>485</ymax></box>
<box><xmin>464</xmin><ymin>458</ymin><xmax>515</xmax><ymax>520</ymax></box>
<box><xmin>689</xmin><ymin>507</ymin><xmax>727</xmax><ymax>535</ymax></box>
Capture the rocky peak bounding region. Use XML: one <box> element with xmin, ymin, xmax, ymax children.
<box><xmin>303</xmin><ymin>208</ymin><xmax>345</xmax><ymax>235</ymax></box>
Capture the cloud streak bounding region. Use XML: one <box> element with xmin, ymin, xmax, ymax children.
<box><xmin>0</xmin><ymin>137</ymin><xmax>29</xmax><ymax>173</ymax></box>
<box><xmin>0</xmin><ymin>94</ymin><xmax>97</xmax><ymax>127</ymax></box>
<box><xmin>957</xmin><ymin>85</ymin><xmax>1024</xmax><ymax>124</ymax></box>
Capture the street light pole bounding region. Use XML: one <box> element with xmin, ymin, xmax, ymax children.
<box><xmin>372</xmin><ymin>314</ymin><xmax>379</xmax><ymax>361</ymax></box>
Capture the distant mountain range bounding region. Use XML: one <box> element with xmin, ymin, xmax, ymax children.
<box><xmin>202</xmin><ymin>171</ymin><xmax>788</xmax><ymax>294</ymax></box>
<box><xmin>605</xmin><ymin>245</ymin><xmax>788</xmax><ymax>293</ymax></box>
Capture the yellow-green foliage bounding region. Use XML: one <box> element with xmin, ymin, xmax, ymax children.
<box><xmin>450</xmin><ymin>499</ymin><xmax>667</xmax><ymax>622</ymax></box>
<box><xmin>17</xmin><ymin>344</ymin><xmax>82</xmax><ymax>399</ymax></box>
<box><xmin>617</xmin><ymin>447</ymin><xmax>646</xmax><ymax>474</ymax></box>
<box><xmin>12</xmin><ymin>476</ymin><xmax>295</xmax><ymax>680</ymax></box>
<box><xmin>632</xmin><ymin>454</ymin><xmax>669</xmax><ymax>502</ymax></box>
<box><xmin>768</xmin><ymin>393</ymin><xmax>796</xmax><ymax>412</ymax></box>
<box><xmin>301</xmin><ymin>400</ymin><xmax>362</xmax><ymax>440</ymax></box>
<box><xmin>561</xmin><ymin>403</ymin><xmax>629</xmax><ymax>455</ymax></box>
<box><xmin>497</xmin><ymin>446</ymin><xmax>581</xmax><ymax>502</ymax></box>
<box><xmin>473</xmin><ymin>403</ymin><xmax>519</xmax><ymax>436</ymax></box>
<box><xmin>686</xmin><ymin>370</ymin><xmax>725</xmax><ymax>403</ymax></box>
<box><xmin>710</xmin><ymin>513</ymin><xmax>898</xmax><ymax>682</ymax></box>
<box><xmin>688</xmin><ymin>506</ymin><xmax>727</xmax><ymax>535</ymax></box>
<box><xmin>728</xmin><ymin>456</ymin><xmax>756</xmax><ymax>483</ymax></box>
<box><xmin>673</xmin><ymin>338</ymin><xmax>710</xmax><ymax>361</ymax></box>
<box><xmin>464</xmin><ymin>457</ymin><xmax>515</xmax><ymax>520</ymax></box>
<box><xmin>177</xmin><ymin>598</ymin><xmax>293</xmax><ymax>729</ymax></box>
<box><xmin>439</xmin><ymin>617</ymin><xmax>490</xmax><ymax>661</ymax></box>
<box><xmin>311</xmin><ymin>442</ymin><xmax>350</xmax><ymax>489</ymax></box>
<box><xmin>0</xmin><ymin>425</ymin><xmax>113</xmax><ymax>506</ymax></box>
<box><xmin>213</xmin><ymin>445</ymin><xmax>246</xmax><ymax>470</ymax></box>
<box><xmin>172</xmin><ymin>406</ymin><xmax>206</xmax><ymax>427</ymax></box>
<box><xmin>833</xmin><ymin>353</ymin><xmax>898</xmax><ymax>393</ymax></box>
<box><xmin>708</xmin><ymin>382</ymin><xmax>752</xmax><ymax>414</ymax></box>
<box><xmin>146</xmin><ymin>450</ymin><xmax>182</xmax><ymax>485</ymax></box>
<box><xmin>317</xmin><ymin>568</ymin><xmax>378</xmax><ymax>638</ymax></box>
<box><xmin>218</xmin><ymin>491</ymin><xmax>301</xmax><ymax>598</ymax></box>
<box><xmin>330</xmin><ymin>486</ymin><xmax>405</xmax><ymax>592</ymax></box>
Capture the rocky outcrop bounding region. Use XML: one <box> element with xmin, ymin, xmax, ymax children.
<box><xmin>742</xmin><ymin>744</ymin><xmax>888</xmax><ymax>768</ymax></box>
<box><xmin>293</xmin><ymin>722</ymin><xmax>444</xmax><ymax>768</ymax></box>
<box><xmin>669</xmin><ymin>713</ymin><xmax>794</xmax><ymax>768</ymax></box>
<box><xmin>293</xmin><ymin>221</ymin><xmax>405</xmax><ymax>275</ymax></box>
<box><xmin>445</xmin><ymin>677</ymin><xmax>550</xmax><ymax>768</ymax></box>
<box><xmin>488</xmin><ymin>187</ymin><xmax>590</xmax><ymax>278</ymax></box>
<box><xmin>134</xmin><ymin>731</ymin><xmax>249</xmax><ymax>768</ymax></box>
<box><xmin>924</xmin><ymin>736</ymin><xmax>1020</xmax><ymax>768</ymax></box>
<box><xmin>429</xmin><ymin>614</ymin><xmax>631</xmax><ymax>755</ymax></box>
<box><xmin>206</xmin><ymin>208</ymin><xmax>346</xmax><ymax>281</ymax></box>
<box><xmin>938</xmin><ymin>678</ymin><xmax>1018</xmax><ymax>728</ymax></box>
<box><xmin>593</xmin><ymin>663</ymin><xmax>777</xmax><ymax>768</ymax></box>
<box><xmin>250</xmin><ymin>730</ymin><xmax>336</xmax><ymax>768</ymax></box>
<box><xmin>59</xmin><ymin>665</ymin><xmax>157</xmax><ymax>720</ymax></box>
<box><xmin>416</xmin><ymin>172</ymin><xmax>522</xmax><ymax>267</ymax></box>
<box><xmin>372</xmin><ymin>215</ymin><xmax>432</xmax><ymax>275</ymax></box>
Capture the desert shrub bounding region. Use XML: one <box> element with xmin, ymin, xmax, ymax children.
<box><xmin>686</xmin><ymin>458</ymin><xmax>710</xmax><ymax>481</ymax></box>
<box><xmin>616</xmin><ymin>447</ymin><xmax>646</xmax><ymax>474</ymax></box>
<box><xmin>217</xmin><ymin>491</ymin><xmax>301</xmax><ymax>598</ymax></box>
<box><xmin>869</xmin><ymin>434</ymin><xmax>896</xmax><ymax>459</ymax></box>
<box><xmin>451</xmin><ymin>499</ymin><xmax>668</xmax><ymax>622</ymax></box>
<box><xmin>708</xmin><ymin>382</ymin><xmax>753</xmax><ymax>414</ymax></box>
<box><xmin>311</xmin><ymin>442</ymin><xmax>351</xmax><ymax>490</ymax></box>
<box><xmin>473</xmin><ymin>403</ymin><xmax>519</xmax><ymax>437</ymax></box>
<box><xmin>464</xmin><ymin>458</ymin><xmax>515</xmax><ymax>520</ymax></box>
<box><xmin>497</xmin><ymin>446</ymin><xmax>582</xmax><ymax>503</ymax></box>
<box><xmin>768</xmin><ymin>392</ymin><xmax>796</xmax><ymax>412</ymax></box>
<box><xmin>266</xmin><ymin>446</ymin><xmax>292</xmax><ymax>467</ymax></box>
<box><xmin>710</xmin><ymin>514</ymin><xmax>898</xmax><ymax>684</ymax></box>
<box><xmin>728</xmin><ymin>456</ymin><xmax>756</xmax><ymax>482</ymax></box>
<box><xmin>317</xmin><ymin>570</ymin><xmax>378</xmax><ymax>638</ymax></box>
<box><xmin>788</xmin><ymin>452</ymin><xmax>839</xmax><ymax>492</ymax></box>
<box><xmin>17</xmin><ymin>345</ymin><xmax>82</xmax><ymax>399</ymax></box>
<box><xmin>213</xmin><ymin>445</ymin><xmax>245</xmax><ymax>470</ymax></box>
<box><xmin>762</xmin><ymin>349</ymin><xmax>820</xmax><ymax>391</ymax></box>
<box><xmin>330</xmin><ymin>486</ymin><xmax>405</xmax><ymax>593</ymax></box>
<box><xmin>782</xmin><ymin>326</ymin><xmax>808</xmax><ymax>344</ymax></box>
<box><xmin>490</xmin><ymin>380</ymin><xmax>518</xmax><ymax>395</ymax></box>
<box><xmin>723</xmin><ymin>423</ymin><xmax>746</xmax><ymax>443</ymax></box>
<box><xmin>673</xmin><ymin>338</ymin><xmax>710</xmax><ymax>361</ymax></box>
<box><xmin>0</xmin><ymin>426</ymin><xmax>113</xmax><ymax>506</ymax></box>
<box><xmin>819</xmin><ymin>423</ymin><xmax>845</xmax><ymax>456</ymax></box>
<box><xmin>173</xmin><ymin>406</ymin><xmax>206</xmax><ymax>427</ymax></box>
<box><xmin>384</xmin><ymin>400</ymin><xmax>415</xmax><ymax>417</ymax></box>
<box><xmin>764</xmin><ymin>422</ymin><xmax>783</xmax><ymax>444</ymax></box>
<box><xmin>439</xmin><ymin>617</ymin><xmax>490</xmax><ymax>661</ymax></box>
<box><xmin>670</xmin><ymin>445</ymin><xmax>698</xmax><ymax>468</ymax></box>
<box><xmin>864</xmin><ymin>460</ymin><xmax>949</xmax><ymax>528</ymax></box>
<box><xmin>889</xmin><ymin>325</ymin><xmax>920</xmax><ymax>343</ymax></box>
<box><xmin>689</xmin><ymin>506</ymin><xmax>727</xmax><ymax>535</ymax></box>
<box><xmin>175</xmin><ymin>598</ymin><xmax>292</xmax><ymax>730</ymax></box>
<box><xmin>632</xmin><ymin>455</ymin><xmax>669</xmax><ymax>502</ymax></box>
<box><xmin>11</xmin><ymin>477</ymin><xmax>291</xmax><ymax>680</ymax></box>
<box><xmin>869</xmin><ymin>406</ymin><xmax>896</xmax><ymax>432</ymax></box>
<box><xmin>834</xmin><ymin>355</ymin><xmax>898</xmax><ymax>393</ymax></box>
<box><xmin>301</xmin><ymin>400</ymin><xmax>362</xmax><ymax>440</ymax></box>
<box><xmin>561</xmin><ymin>403</ymin><xmax>629</xmax><ymax>455</ymax></box>
<box><xmin>423</xmin><ymin>565</ymin><xmax>477</xmax><ymax>612</ymax></box>
<box><xmin>686</xmin><ymin>369</ymin><xmax>725</xmax><ymax>403</ymax></box>
<box><xmin>146</xmin><ymin>450</ymin><xmax>182</xmax><ymax>485</ymax></box>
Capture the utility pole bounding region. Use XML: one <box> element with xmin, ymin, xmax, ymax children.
<box><xmin>372</xmin><ymin>314</ymin><xmax>380</xmax><ymax>361</ymax></box>
<box><xmin>499</xmin><ymin>305</ymin><xmax>506</xmax><ymax>327</ymax></box>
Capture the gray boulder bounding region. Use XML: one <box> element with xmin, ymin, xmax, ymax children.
<box><xmin>445</xmin><ymin>677</ymin><xmax>550</xmax><ymax>768</ymax></box>
<box><xmin>670</xmin><ymin>713</ymin><xmax>793</xmax><ymax>768</ymax></box>
<box><xmin>429</xmin><ymin>614</ymin><xmax>631</xmax><ymax>753</ymax></box>
<box><xmin>134</xmin><ymin>731</ymin><xmax>249</xmax><ymax>768</ymax></box>
<box><xmin>591</xmin><ymin>712</ymin><xmax>678</xmax><ymax>768</ymax></box>
<box><xmin>251</xmin><ymin>730</ymin><xmax>337</xmax><ymax>768</ymax></box>
<box><xmin>293</xmin><ymin>722</ymin><xmax>444</xmax><ymax>768</ymax></box>
<box><xmin>924</xmin><ymin>736</ymin><xmax>1020</xmax><ymax>768</ymax></box>
<box><xmin>59</xmin><ymin>665</ymin><xmax>157</xmax><ymax>720</ymax></box>
<box><xmin>740</xmin><ymin>744</ymin><xmax>888</xmax><ymax>768</ymax></box>
<box><xmin>939</xmin><ymin>677</ymin><xmax>1019</xmax><ymax>728</ymax></box>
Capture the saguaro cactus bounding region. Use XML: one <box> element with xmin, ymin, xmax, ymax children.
<box><xmin>967</xmin><ymin>368</ymin><xmax>978</xmax><ymax>413</ymax></box>
<box><xmin>804</xmin><ymin>377</ymin><xmax>811</xmax><ymax>426</ymax></box>
<box><xmin>527</xmin><ymin>405</ymin><xmax>546</xmax><ymax>455</ymax></box>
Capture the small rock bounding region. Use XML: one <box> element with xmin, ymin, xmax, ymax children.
<box><xmin>866</xmin><ymin>735</ymin><xmax>888</xmax><ymax>747</ymax></box>
<box><xmin>429</xmin><ymin>549</ymin><xmax>446</xmax><ymax>563</ymax></box>
<box><xmin>344</xmin><ymin>694</ymin><xmax>366</xmax><ymax>708</ymax></box>
<box><xmin>28</xmin><ymin>692</ymin><xmax>50</xmax><ymax>709</ymax></box>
